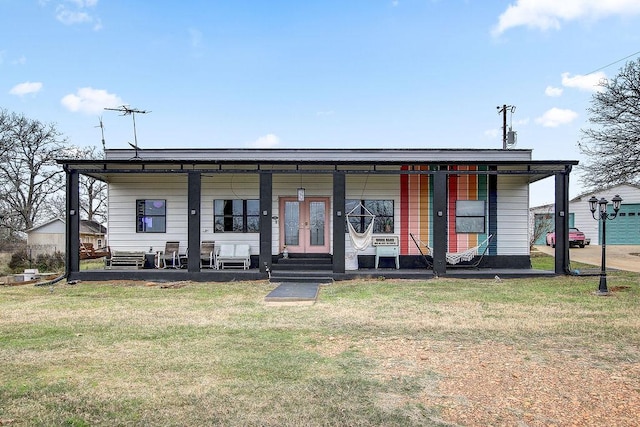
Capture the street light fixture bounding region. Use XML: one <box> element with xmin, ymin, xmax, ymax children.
<box><xmin>588</xmin><ymin>194</ymin><xmax>623</xmax><ymax>295</ymax></box>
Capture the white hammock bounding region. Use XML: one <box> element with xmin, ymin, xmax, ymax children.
<box><xmin>346</xmin><ymin>203</ymin><xmax>376</xmax><ymax>251</ymax></box>
<box><xmin>413</xmin><ymin>234</ymin><xmax>493</xmax><ymax>265</ymax></box>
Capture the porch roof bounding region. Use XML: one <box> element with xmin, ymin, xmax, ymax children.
<box><xmin>57</xmin><ymin>147</ymin><xmax>578</xmax><ymax>184</ymax></box>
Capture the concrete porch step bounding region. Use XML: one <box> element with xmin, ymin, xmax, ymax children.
<box><xmin>269</xmin><ymin>270</ymin><xmax>333</xmax><ymax>285</ymax></box>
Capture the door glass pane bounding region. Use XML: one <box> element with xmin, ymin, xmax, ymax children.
<box><xmin>309</xmin><ymin>201</ymin><xmax>325</xmax><ymax>246</ymax></box>
<box><xmin>284</xmin><ymin>201</ymin><xmax>300</xmax><ymax>246</ymax></box>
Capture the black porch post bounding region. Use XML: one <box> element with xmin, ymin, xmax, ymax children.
<box><xmin>259</xmin><ymin>172</ymin><xmax>273</xmax><ymax>273</ymax></box>
<box><xmin>432</xmin><ymin>169</ymin><xmax>447</xmax><ymax>277</ymax></box>
<box><xmin>187</xmin><ymin>171</ymin><xmax>201</xmax><ymax>272</ymax></box>
<box><xmin>554</xmin><ymin>167</ymin><xmax>571</xmax><ymax>274</ymax></box>
<box><xmin>333</xmin><ymin>171</ymin><xmax>346</xmax><ymax>273</ymax></box>
<box><xmin>65</xmin><ymin>168</ymin><xmax>80</xmax><ymax>278</ymax></box>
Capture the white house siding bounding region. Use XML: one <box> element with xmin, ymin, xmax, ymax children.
<box><xmin>107</xmin><ymin>174</ymin><xmax>189</xmax><ymax>254</ymax></box>
<box><xmin>496</xmin><ymin>175</ymin><xmax>530</xmax><ymax>255</ymax></box>
<box><xmin>106</xmin><ymin>168</ymin><xmax>533</xmax><ymax>258</ymax></box>
<box><xmin>570</xmin><ymin>184</ymin><xmax>640</xmax><ymax>245</ymax></box>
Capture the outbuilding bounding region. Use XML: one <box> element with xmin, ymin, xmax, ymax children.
<box><xmin>531</xmin><ymin>183</ymin><xmax>640</xmax><ymax>246</ymax></box>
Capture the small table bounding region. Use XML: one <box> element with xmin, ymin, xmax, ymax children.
<box><xmin>143</xmin><ymin>252</ymin><xmax>156</xmax><ymax>269</ymax></box>
<box><xmin>375</xmin><ymin>245</ymin><xmax>399</xmax><ymax>269</ymax></box>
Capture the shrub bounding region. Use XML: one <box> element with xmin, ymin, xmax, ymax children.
<box><xmin>35</xmin><ymin>251</ymin><xmax>65</xmax><ymax>272</ymax></box>
<box><xmin>8</xmin><ymin>250</ymin><xmax>30</xmax><ymax>272</ymax></box>
<box><xmin>8</xmin><ymin>250</ymin><xmax>65</xmax><ymax>273</ymax></box>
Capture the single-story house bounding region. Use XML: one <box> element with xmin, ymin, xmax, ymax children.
<box><xmin>27</xmin><ymin>218</ymin><xmax>107</xmax><ymax>257</ymax></box>
<box><xmin>57</xmin><ymin>148</ymin><xmax>578</xmax><ymax>281</ymax></box>
<box><xmin>530</xmin><ymin>183</ymin><xmax>640</xmax><ymax>246</ymax></box>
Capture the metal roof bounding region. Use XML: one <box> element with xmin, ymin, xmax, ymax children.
<box><xmin>57</xmin><ymin>148</ymin><xmax>578</xmax><ymax>184</ymax></box>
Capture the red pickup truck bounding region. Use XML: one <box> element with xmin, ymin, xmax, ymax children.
<box><xmin>546</xmin><ymin>228</ymin><xmax>590</xmax><ymax>248</ymax></box>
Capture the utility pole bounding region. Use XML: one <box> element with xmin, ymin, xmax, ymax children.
<box><xmin>496</xmin><ymin>104</ymin><xmax>515</xmax><ymax>149</ymax></box>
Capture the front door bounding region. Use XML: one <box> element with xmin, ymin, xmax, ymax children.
<box><xmin>280</xmin><ymin>197</ymin><xmax>330</xmax><ymax>254</ymax></box>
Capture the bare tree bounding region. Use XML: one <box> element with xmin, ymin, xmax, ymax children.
<box><xmin>77</xmin><ymin>146</ymin><xmax>107</xmax><ymax>223</ymax></box>
<box><xmin>530</xmin><ymin>206</ymin><xmax>554</xmax><ymax>248</ymax></box>
<box><xmin>579</xmin><ymin>58</ymin><xmax>640</xmax><ymax>187</ymax></box>
<box><xmin>0</xmin><ymin>109</ymin><xmax>69</xmax><ymax>231</ymax></box>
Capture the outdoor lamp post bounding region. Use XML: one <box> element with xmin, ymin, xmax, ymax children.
<box><xmin>588</xmin><ymin>194</ymin><xmax>623</xmax><ymax>295</ymax></box>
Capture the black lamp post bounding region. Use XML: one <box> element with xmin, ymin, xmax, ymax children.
<box><xmin>588</xmin><ymin>194</ymin><xmax>623</xmax><ymax>295</ymax></box>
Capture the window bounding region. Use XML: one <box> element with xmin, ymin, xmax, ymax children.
<box><xmin>346</xmin><ymin>199</ymin><xmax>394</xmax><ymax>233</ymax></box>
<box><xmin>214</xmin><ymin>199</ymin><xmax>260</xmax><ymax>233</ymax></box>
<box><xmin>137</xmin><ymin>199</ymin><xmax>166</xmax><ymax>233</ymax></box>
<box><xmin>455</xmin><ymin>200</ymin><xmax>485</xmax><ymax>233</ymax></box>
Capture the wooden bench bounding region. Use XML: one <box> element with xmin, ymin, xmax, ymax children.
<box><xmin>80</xmin><ymin>242</ymin><xmax>110</xmax><ymax>260</ymax></box>
<box><xmin>105</xmin><ymin>251</ymin><xmax>145</xmax><ymax>269</ymax></box>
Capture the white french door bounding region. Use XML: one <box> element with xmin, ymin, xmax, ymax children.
<box><xmin>279</xmin><ymin>197</ymin><xmax>330</xmax><ymax>254</ymax></box>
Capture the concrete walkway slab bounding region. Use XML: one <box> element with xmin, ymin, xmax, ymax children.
<box><xmin>264</xmin><ymin>282</ymin><xmax>320</xmax><ymax>304</ymax></box>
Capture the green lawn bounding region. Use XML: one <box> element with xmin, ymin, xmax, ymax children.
<box><xmin>1</xmin><ymin>256</ymin><xmax>639</xmax><ymax>426</ymax></box>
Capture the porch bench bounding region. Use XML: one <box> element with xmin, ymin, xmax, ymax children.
<box><xmin>216</xmin><ymin>244</ymin><xmax>250</xmax><ymax>270</ymax></box>
<box><xmin>105</xmin><ymin>251</ymin><xmax>145</xmax><ymax>269</ymax></box>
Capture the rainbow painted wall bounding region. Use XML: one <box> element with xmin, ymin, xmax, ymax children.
<box><xmin>400</xmin><ymin>165</ymin><xmax>493</xmax><ymax>255</ymax></box>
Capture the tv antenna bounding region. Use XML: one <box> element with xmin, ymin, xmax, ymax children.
<box><xmin>496</xmin><ymin>104</ymin><xmax>517</xmax><ymax>149</ymax></box>
<box><xmin>104</xmin><ymin>105</ymin><xmax>150</xmax><ymax>159</ymax></box>
<box><xmin>95</xmin><ymin>116</ymin><xmax>106</xmax><ymax>156</ymax></box>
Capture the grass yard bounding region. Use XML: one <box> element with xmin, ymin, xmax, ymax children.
<box><xmin>1</xmin><ymin>265</ymin><xmax>639</xmax><ymax>426</ymax></box>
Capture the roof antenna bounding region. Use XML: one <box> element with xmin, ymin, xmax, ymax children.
<box><xmin>104</xmin><ymin>105</ymin><xmax>151</xmax><ymax>159</ymax></box>
<box><xmin>95</xmin><ymin>116</ymin><xmax>106</xmax><ymax>158</ymax></box>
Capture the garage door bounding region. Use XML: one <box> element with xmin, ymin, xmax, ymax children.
<box><xmin>601</xmin><ymin>203</ymin><xmax>640</xmax><ymax>244</ymax></box>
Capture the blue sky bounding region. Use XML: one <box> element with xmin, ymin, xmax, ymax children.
<box><xmin>2</xmin><ymin>0</ymin><xmax>640</xmax><ymax>206</ymax></box>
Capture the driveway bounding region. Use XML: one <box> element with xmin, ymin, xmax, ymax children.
<box><xmin>534</xmin><ymin>245</ymin><xmax>640</xmax><ymax>273</ymax></box>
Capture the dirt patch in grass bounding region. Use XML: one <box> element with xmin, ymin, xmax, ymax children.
<box><xmin>315</xmin><ymin>336</ymin><xmax>640</xmax><ymax>426</ymax></box>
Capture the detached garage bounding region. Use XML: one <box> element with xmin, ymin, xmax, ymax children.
<box><xmin>602</xmin><ymin>202</ymin><xmax>640</xmax><ymax>244</ymax></box>
<box><xmin>571</xmin><ymin>183</ymin><xmax>640</xmax><ymax>245</ymax></box>
<box><xmin>533</xmin><ymin>183</ymin><xmax>640</xmax><ymax>246</ymax></box>
<box><xmin>530</xmin><ymin>184</ymin><xmax>640</xmax><ymax>245</ymax></box>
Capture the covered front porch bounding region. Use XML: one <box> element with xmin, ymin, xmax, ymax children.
<box><xmin>58</xmin><ymin>148</ymin><xmax>578</xmax><ymax>282</ymax></box>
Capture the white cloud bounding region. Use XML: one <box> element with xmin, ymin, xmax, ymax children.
<box><xmin>56</xmin><ymin>9</ymin><xmax>91</xmax><ymax>24</ymax></box>
<box><xmin>249</xmin><ymin>134</ymin><xmax>281</xmax><ymax>148</ymax></box>
<box><xmin>11</xmin><ymin>56</ymin><xmax>27</xmax><ymax>65</ymax></box>
<box><xmin>561</xmin><ymin>71</ymin><xmax>606</xmax><ymax>92</ymax></box>
<box><xmin>545</xmin><ymin>86</ymin><xmax>563</xmax><ymax>97</ymax></box>
<box><xmin>492</xmin><ymin>0</ymin><xmax>640</xmax><ymax>36</ymax></box>
<box><xmin>61</xmin><ymin>87</ymin><xmax>123</xmax><ymax>114</ymax></box>
<box><xmin>54</xmin><ymin>0</ymin><xmax>101</xmax><ymax>30</ymax></box>
<box><xmin>9</xmin><ymin>81</ymin><xmax>43</xmax><ymax>96</ymax></box>
<box><xmin>68</xmin><ymin>0</ymin><xmax>98</xmax><ymax>7</ymax></box>
<box><xmin>535</xmin><ymin>107</ymin><xmax>578</xmax><ymax>127</ymax></box>
<box><xmin>316</xmin><ymin>110</ymin><xmax>335</xmax><ymax>116</ymax></box>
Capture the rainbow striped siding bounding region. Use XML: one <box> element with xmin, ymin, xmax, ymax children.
<box><xmin>401</xmin><ymin>165</ymin><xmax>488</xmax><ymax>255</ymax></box>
